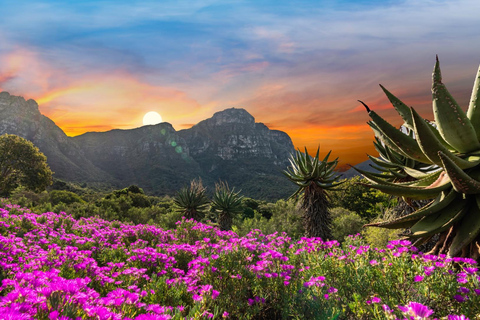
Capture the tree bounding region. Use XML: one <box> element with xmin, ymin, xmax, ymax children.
<box><xmin>173</xmin><ymin>179</ymin><xmax>209</xmax><ymax>221</ymax></box>
<box><xmin>211</xmin><ymin>181</ymin><xmax>243</xmax><ymax>231</ymax></box>
<box><xmin>283</xmin><ymin>147</ymin><xmax>343</xmax><ymax>240</ymax></box>
<box><xmin>0</xmin><ymin>134</ymin><xmax>52</xmax><ymax>196</ymax></box>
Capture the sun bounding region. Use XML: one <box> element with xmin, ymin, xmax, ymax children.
<box><xmin>143</xmin><ymin>111</ymin><xmax>163</xmax><ymax>126</ymax></box>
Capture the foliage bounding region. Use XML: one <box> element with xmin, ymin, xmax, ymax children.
<box><xmin>0</xmin><ymin>134</ymin><xmax>52</xmax><ymax>196</ymax></box>
<box><xmin>211</xmin><ymin>181</ymin><xmax>243</xmax><ymax>231</ymax></box>
<box><xmin>329</xmin><ymin>176</ymin><xmax>396</xmax><ymax>220</ymax></box>
<box><xmin>359</xmin><ymin>57</ymin><xmax>480</xmax><ymax>258</ymax></box>
<box><xmin>173</xmin><ymin>179</ymin><xmax>210</xmax><ymax>221</ymax></box>
<box><xmin>283</xmin><ymin>147</ymin><xmax>343</xmax><ymax>240</ymax></box>
<box><xmin>0</xmin><ymin>204</ymin><xmax>477</xmax><ymax>319</ymax></box>
<box><xmin>330</xmin><ymin>207</ymin><xmax>365</xmax><ymax>242</ymax></box>
<box><xmin>49</xmin><ymin>190</ymin><xmax>85</xmax><ymax>206</ymax></box>
<box><xmin>234</xmin><ymin>199</ymin><xmax>304</xmax><ymax>239</ymax></box>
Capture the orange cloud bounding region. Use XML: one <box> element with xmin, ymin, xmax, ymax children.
<box><xmin>0</xmin><ymin>48</ymin><xmax>203</xmax><ymax>136</ymax></box>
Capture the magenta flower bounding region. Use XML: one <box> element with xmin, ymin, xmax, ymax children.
<box><xmin>454</xmin><ymin>295</ymin><xmax>467</xmax><ymax>303</ymax></box>
<box><xmin>414</xmin><ymin>275</ymin><xmax>424</xmax><ymax>282</ymax></box>
<box><xmin>448</xmin><ymin>315</ymin><xmax>469</xmax><ymax>320</ymax></box>
<box><xmin>398</xmin><ymin>302</ymin><xmax>434</xmax><ymax>318</ymax></box>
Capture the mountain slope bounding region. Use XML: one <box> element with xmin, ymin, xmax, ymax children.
<box><xmin>0</xmin><ymin>92</ymin><xmax>296</xmax><ymax>199</ymax></box>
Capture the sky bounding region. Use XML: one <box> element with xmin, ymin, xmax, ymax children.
<box><xmin>1</xmin><ymin>0</ymin><xmax>480</xmax><ymax>170</ymax></box>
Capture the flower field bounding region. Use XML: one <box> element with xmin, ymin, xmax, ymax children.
<box><xmin>0</xmin><ymin>203</ymin><xmax>479</xmax><ymax>319</ymax></box>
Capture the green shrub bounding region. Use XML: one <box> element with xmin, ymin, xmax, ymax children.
<box><xmin>49</xmin><ymin>190</ymin><xmax>85</xmax><ymax>206</ymax></box>
<box><xmin>330</xmin><ymin>207</ymin><xmax>365</xmax><ymax>242</ymax></box>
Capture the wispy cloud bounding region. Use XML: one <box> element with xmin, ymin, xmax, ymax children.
<box><xmin>1</xmin><ymin>0</ymin><xmax>479</xmax><ymax>165</ymax></box>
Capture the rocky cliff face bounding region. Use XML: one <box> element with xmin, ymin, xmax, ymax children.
<box><xmin>0</xmin><ymin>92</ymin><xmax>296</xmax><ymax>199</ymax></box>
<box><xmin>179</xmin><ymin>108</ymin><xmax>293</xmax><ymax>165</ymax></box>
<box><xmin>73</xmin><ymin>123</ymin><xmax>202</xmax><ymax>194</ymax></box>
<box><xmin>0</xmin><ymin>92</ymin><xmax>110</xmax><ymax>181</ymax></box>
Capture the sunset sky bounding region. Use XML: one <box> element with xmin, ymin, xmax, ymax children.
<box><xmin>1</xmin><ymin>0</ymin><xmax>480</xmax><ymax>169</ymax></box>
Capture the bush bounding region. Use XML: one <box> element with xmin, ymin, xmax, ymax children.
<box><xmin>362</xmin><ymin>207</ymin><xmax>402</xmax><ymax>248</ymax></box>
<box><xmin>330</xmin><ymin>207</ymin><xmax>365</xmax><ymax>242</ymax></box>
<box><xmin>49</xmin><ymin>190</ymin><xmax>85</xmax><ymax>206</ymax></box>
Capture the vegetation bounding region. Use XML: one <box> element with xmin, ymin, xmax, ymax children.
<box><xmin>211</xmin><ymin>181</ymin><xmax>244</xmax><ymax>231</ymax></box>
<box><xmin>2</xmin><ymin>57</ymin><xmax>480</xmax><ymax>318</ymax></box>
<box><xmin>173</xmin><ymin>179</ymin><xmax>209</xmax><ymax>221</ymax></box>
<box><xmin>358</xmin><ymin>57</ymin><xmax>480</xmax><ymax>259</ymax></box>
<box><xmin>283</xmin><ymin>147</ymin><xmax>343</xmax><ymax>240</ymax></box>
<box><xmin>0</xmin><ymin>205</ymin><xmax>477</xmax><ymax>319</ymax></box>
<box><xmin>0</xmin><ymin>134</ymin><xmax>52</xmax><ymax>196</ymax></box>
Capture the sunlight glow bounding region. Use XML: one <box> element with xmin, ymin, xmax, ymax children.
<box><xmin>143</xmin><ymin>111</ymin><xmax>163</xmax><ymax>126</ymax></box>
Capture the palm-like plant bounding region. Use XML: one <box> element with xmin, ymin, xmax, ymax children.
<box><xmin>283</xmin><ymin>147</ymin><xmax>343</xmax><ymax>240</ymax></box>
<box><xmin>359</xmin><ymin>56</ymin><xmax>480</xmax><ymax>259</ymax></box>
<box><xmin>211</xmin><ymin>181</ymin><xmax>243</xmax><ymax>231</ymax></box>
<box><xmin>173</xmin><ymin>179</ymin><xmax>209</xmax><ymax>221</ymax></box>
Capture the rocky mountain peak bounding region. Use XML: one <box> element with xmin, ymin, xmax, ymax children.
<box><xmin>0</xmin><ymin>94</ymin><xmax>296</xmax><ymax>200</ymax></box>
<box><xmin>208</xmin><ymin>108</ymin><xmax>255</xmax><ymax>126</ymax></box>
<box><xmin>0</xmin><ymin>91</ymin><xmax>40</xmax><ymax>115</ymax></box>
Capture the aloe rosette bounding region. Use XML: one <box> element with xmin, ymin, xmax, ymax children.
<box><xmin>359</xmin><ymin>57</ymin><xmax>480</xmax><ymax>259</ymax></box>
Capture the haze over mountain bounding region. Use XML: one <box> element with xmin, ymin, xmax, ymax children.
<box><xmin>0</xmin><ymin>91</ymin><xmax>299</xmax><ymax>200</ymax></box>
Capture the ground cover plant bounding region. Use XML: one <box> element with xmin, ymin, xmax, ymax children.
<box><xmin>0</xmin><ymin>202</ymin><xmax>478</xmax><ymax>319</ymax></box>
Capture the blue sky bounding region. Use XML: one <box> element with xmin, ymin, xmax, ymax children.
<box><xmin>1</xmin><ymin>0</ymin><xmax>480</xmax><ymax>166</ymax></box>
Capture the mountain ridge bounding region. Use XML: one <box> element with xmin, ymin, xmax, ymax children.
<box><xmin>0</xmin><ymin>91</ymin><xmax>297</xmax><ymax>200</ymax></box>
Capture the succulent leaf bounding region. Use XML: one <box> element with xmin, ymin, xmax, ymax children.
<box><xmin>438</xmin><ymin>151</ymin><xmax>480</xmax><ymax>194</ymax></box>
<box><xmin>361</xmin><ymin>57</ymin><xmax>480</xmax><ymax>258</ymax></box>
<box><xmin>363</xmin><ymin>105</ymin><xmax>431</xmax><ymax>163</ymax></box>
<box><xmin>432</xmin><ymin>57</ymin><xmax>480</xmax><ymax>153</ymax></box>
<box><xmin>448</xmin><ymin>201</ymin><xmax>480</xmax><ymax>257</ymax></box>
<box><xmin>379</xmin><ymin>84</ymin><xmax>414</xmax><ymax>130</ymax></box>
<box><xmin>409</xmin><ymin>197</ymin><xmax>468</xmax><ymax>238</ymax></box>
<box><xmin>411</xmin><ymin>107</ymin><xmax>479</xmax><ymax>169</ymax></box>
<box><xmin>466</xmin><ymin>64</ymin><xmax>480</xmax><ymax>141</ymax></box>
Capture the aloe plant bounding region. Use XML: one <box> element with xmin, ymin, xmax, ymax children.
<box><xmin>359</xmin><ymin>56</ymin><xmax>480</xmax><ymax>259</ymax></box>
<box><xmin>173</xmin><ymin>179</ymin><xmax>209</xmax><ymax>221</ymax></box>
<box><xmin>211</xmin><ymin>181</ymin><xmax>243</xmax><ymax>231</ymax></box>
<box><xmin>283</xmin><ymin>147</ymin><xmax>343</xmax><ymax>240</ymax></box>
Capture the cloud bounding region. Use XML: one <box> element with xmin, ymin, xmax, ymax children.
<box><xmin>0</xmin><ymin>47</ymin><xmax>202</xmax><ymax>136</ymax></box>
<box><xmin>1</xmin><ymin>0</ymin><xmax>480</xmax><ymax>166</ymax></box>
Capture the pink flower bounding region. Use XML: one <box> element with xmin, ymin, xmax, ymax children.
<box><xmin>414</xmin><ymin>275</ymin><xmax>424</xmax><ymax>282</ymax></box>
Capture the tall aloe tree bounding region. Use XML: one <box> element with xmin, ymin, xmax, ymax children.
<box><xmin>211</xmin><ymin>181</ymin><xmax>243</xmax><ymax>231</ymax></box>
<box><xmin>173</xmin><ymin>179</ymin><xmax>209</xmax><ymax>221</ymax></box>
<box><xmin>359</xmin><ymin>56</ymin><xmax>480</xmax><ymax>259</ymax></box>
<box><xmin>283</xmin><ymin>147</ymin><xmax>343</xmax><ymax>240</ymax></box>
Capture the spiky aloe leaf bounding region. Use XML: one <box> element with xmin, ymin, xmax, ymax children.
<box><xmin>366</xmin><ymin>189</ymin><xmax>458</xmax><ymax>229</ymax></box>
<box><xmin>432</xmin><ymin>56</ymin><xmax>480</xmax><ymax>153</ymax></box>
<box><xmin>379</xmin><ymin>84</ymin><xmax>414</xmax><ymax>130</ymax></box>
<box><xmin>467</xmin><ymin>64</ymin><xmax>480</xmax><ymax>141</ymax></box>
<box><xmin>448</xmin><ymin>200</ymin><xmax>480</xmax><ymax>257</ymax></box>
<box><xmin>411</xmin><ymin>107</ymin><xmax>480</xmax><ymax>169</ymax></box>
<box><xmin>360</xmin><ymin>176</ymin><xmax>450</xmax><ymax>200</ymax></box>
<box><xmin>409</xmin><ymin>196</ymin><xmax>468</xmax><ymax>238</ymax></box>
<box><xmin>361</xmin><ymin>57</ymin><xmax>480</xmax><ymax>258</ymax></box>
<box><xmin>438</xmin><ymin>151</ymin><xmax>480</xmax><ymax>194</ymax></box>
<box><xmin>361</xmin><ymin>101</ymin><xmax>431</xmax><ymax>163</ymax></box>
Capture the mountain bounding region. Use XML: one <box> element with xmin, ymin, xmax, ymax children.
<box><xmin>0</xmin><ymin>92</ymin><xmax>110</xmax><ymax>182</ymax></box>
<box><xmin>0</xmin><ymin>91</ymin><xmax>296</xmax><ymax>200</ymax></box>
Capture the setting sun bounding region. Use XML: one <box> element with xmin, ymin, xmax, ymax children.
<box><xmin>143</xmin><ymin>111</ymin><xmax>163</xmax><ymax>126</ymax></box>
